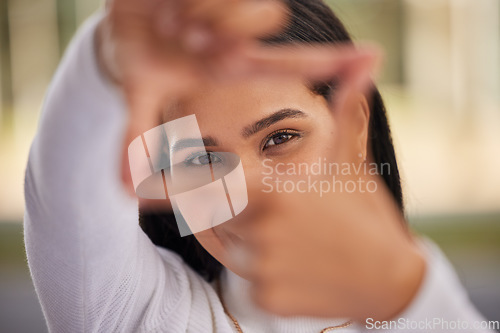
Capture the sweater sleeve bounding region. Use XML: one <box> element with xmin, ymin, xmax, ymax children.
<box><xmin>360</xmin><ymin>238</ymin><xmax>495</xmax><ymax>332</ymax></box>
<box><xmin>24</xmin><ymin>12</ymin><xmax>189</xmax><ymax>333</ymax></box>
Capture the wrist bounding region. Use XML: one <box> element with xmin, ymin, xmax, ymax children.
<box><xmin>379</xmin><ymin>241</ymin><xmax>427</xmax><ymax>321</ymax></box>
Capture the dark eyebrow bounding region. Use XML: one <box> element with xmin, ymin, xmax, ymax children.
<box><xmin>242</xmin><ymin>108</ymin><xmax>307</xmax><ymax>138</ymax></box>
<box><xmin>170</xmin><ymin>136</ymin><xmax>219</xmax><ymax>152</ymax></box>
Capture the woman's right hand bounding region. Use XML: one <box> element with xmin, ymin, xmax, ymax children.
<box><xmin>97</xmin><ymin>0</ymin><xmax>289</xmax><ymax>115</ymax></box>
<box><xmin>96</xmin><ymin>0</ymin><xmax>379</xmax><ymax>194</ymax></box>
<box><xmin>96</xmin><ymin>0</ymin><xmax>290</xmax><ymax>191</ymax></box>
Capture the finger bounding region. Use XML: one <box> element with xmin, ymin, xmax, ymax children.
<box><xmin>183</xmin><ymin>0</ymin><xmax>235</xmax><ymax>18</ymax></box>
<box><xmin>182</xmin><ymin>0</ymin><xmax>239</xmax><ymax>30</ymax></box>
<box><xmin>121</xmin><ymin>89</ymin><xmax>163</xmax><ymax>196</ymax></box>
<box><xmin>327</xmin><ymin>55</ymin><xmax>380</xmax><ymax>165</ymax></box>
<box><xmin>184</xmin><ymin>0</ymin><xmax>284</xmax><ymax>33</ymax></box>
<box><xmin>120</xmin><ymin>60</ymin><xmax>200</xmax><ymax>195</ymax></box>
<box><xmin>331</xmin><ymin>52</ymin><xmax>380</xmax><ymax>115</ymax></box>
<box><xmin>238</xmin><ymin>43</ymin><xmax>381</xmax><ymax>82</ymax></box>
<box><xmin>174</xmin><ymin>0</ymin><xmax>287</xmax><ymax>53</ymax></box>
<box><xmin>251</xmin><ymin>281</ymin><xmax>330</xmax><ymax>317</ymax></box>
<box><xmin>121</xmin><ymin>69</ymin><xmax>188</xmax><ymax>194</ymax></box>
<box><xmin>109</xmin><ymin>0</ymin><xmax>164</xmax><ymax>18</ymax></box>
<box><xmin>211</xmin><ymin>0</ymin><xmax>288</xmax><ymax>38</ymax></box>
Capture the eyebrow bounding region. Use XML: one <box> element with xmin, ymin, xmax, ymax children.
<box><xmin>241</xmin><ymin>108</ymin><xmax>307</xmax><ymax>138</ymax></box>
<box><xmin>170</xmin><ymin>136</ymin><xmax>219</xmax><ymax>152</ymax></box>
<box><xmin>169</xmin><ymin>108</ymin><xmax>306</xmax><ymax>152</ymax></box>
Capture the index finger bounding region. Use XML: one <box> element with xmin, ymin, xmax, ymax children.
<box><xmin>240</xmin><ymin>43</ymin><xmax>380</xmax><ymax>81</ymax></box>
<box><xmin>183</xmin><ymin>0</ymin><xmax>288</xmax><ymax>38</ymax></box>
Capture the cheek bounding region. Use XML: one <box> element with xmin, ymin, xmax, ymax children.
<box><xmin>293</xmin><ymin>118</ymin><xmax>338</xmax><ymax>164</ymax></box>
<box><xmin>307</xmin><ymin>115</ymin><xmax>337</xmax><ymax>158</ymax></box>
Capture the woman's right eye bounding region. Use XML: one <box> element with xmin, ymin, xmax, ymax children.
<box><xmin>184</xmin><ymin>152</ymin><xmax>222</xmax><ymax>166</ymax></box>
<box><xmin>262</xmin><ymin>129</ymin><xmax>301</xmax><ymax>151</ymax></box>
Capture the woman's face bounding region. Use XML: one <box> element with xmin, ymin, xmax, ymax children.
<box><xmin>162</xmin><ymin>77</ymin><xmax>369</xmax><ymax>278</ymax></box>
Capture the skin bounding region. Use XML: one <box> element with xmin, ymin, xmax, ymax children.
<box><xmin>163</xmin><ymin>77</ymin><xmax>347</xmax><ymax>276</ymax></box>
<box><xmin>97</xmin><ymin>0</ymin><xmax>426</xmax><ymax>323</ymax></box>
<box><xmin>163</xmin><ymin>77</ymin><xmax>425</xmax><ymax>321</ymax></box>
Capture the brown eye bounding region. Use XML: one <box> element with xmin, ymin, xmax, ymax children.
<box><xmin>263</xmin><ymin>130</ymin><xmax>300</xmax><ymax>150</ymax></box>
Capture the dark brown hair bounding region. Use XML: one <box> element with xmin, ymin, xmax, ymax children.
<box><xmin>139</xmin><ymin>0</ymin><xmax>403</xmax><ymax>282</ymax></box>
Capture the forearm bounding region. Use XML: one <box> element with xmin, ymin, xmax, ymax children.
<box><xmin>358</xmin><ymin>238</ymin><xmax>495</xmax><ymax>332</ymax></box>
<box><xmin>24</xmin><ymin>12</ymin><xmax>167</xmax><ymax>332</ymax></box>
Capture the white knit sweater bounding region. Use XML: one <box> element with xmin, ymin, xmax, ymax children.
<box><xmin>24</xmin><ymin>13</ymin><xmax>493</xmax><ymax>333</ymax></box>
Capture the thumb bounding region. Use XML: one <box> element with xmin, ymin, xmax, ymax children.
<box><xmin>332</xmin><ymin>47</ymin><xmax>380</xmax><ymax>115</ymax></box>
<box><xmin>121</xmin><ymin>84</ymin><xmax>167</xmax><ymax>196</ymax></box>
<box><xmin>328</xmin><ymin>48</ymin><xmax>381</xmax><ymax>165</ymax></box>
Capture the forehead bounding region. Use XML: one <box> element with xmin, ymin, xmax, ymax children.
<box><xmin>163</xmin><ymin>77</ymin><xmax>325</xmax><ymax>126</ymax></box>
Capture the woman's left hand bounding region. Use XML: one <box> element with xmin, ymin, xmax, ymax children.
<box><xmin>243</xmin><ymin>90</ymin><xmax>426</xmax><ymax>322</ymax></box>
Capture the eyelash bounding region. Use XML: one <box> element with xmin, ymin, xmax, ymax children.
<box><xmin>183</xmin><ymin>151</ymin><xmax>222</xmax><ymax>167</ymax></box>
<box><xmin>261</xmin><ymin>129</ymin><xmax>302</xmax><ymax>151</ymax></box>
<box><xmin>182</xmin><ymin>129</ymin><xmax>301</xmax><ymax>166</ymax></box>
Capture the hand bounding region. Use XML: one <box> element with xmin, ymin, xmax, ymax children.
<box><xmin>96</xmin><ymin>0</ymin><xmax>286</xmax><ymax>192</ymax></box>
<box><xmin>242</xmin><ymin>88</ymin><xmax>426</xmax><ymax>321</ymax></box>
<box><xmin>97</xmin><ymin>0</ymin><xmax>418</xmax><ymax>322</ymax></box>
<box><xmin>95</xmin><ymin>0</ymin><xmax>380</xmax><ymax>195</ymax></box>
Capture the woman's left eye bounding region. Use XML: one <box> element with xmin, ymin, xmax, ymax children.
<box><xmin>263</xmin><ymin>130</ymin><xmax>300</xmax><ymax>150</ymax></box>
<box><xmin>185</xmin><ymin>152</ymin><xmax>222</xmax><ymax>166</ymax></box>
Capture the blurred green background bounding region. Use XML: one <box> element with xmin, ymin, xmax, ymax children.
<box><xmin>1</xmin><ymin>0</ymin><xmax>499</xmax><ymax>332</ymax></box>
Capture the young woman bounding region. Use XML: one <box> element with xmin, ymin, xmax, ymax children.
<box><xmin>24</xmin><ymin>0</ymin><xmax>492</xmax><ymax>332</ymax></box>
